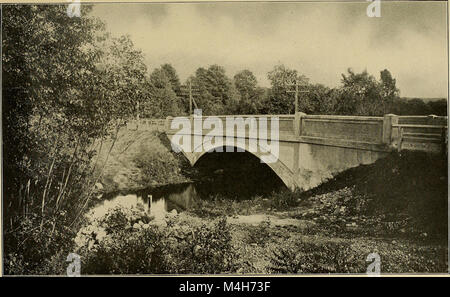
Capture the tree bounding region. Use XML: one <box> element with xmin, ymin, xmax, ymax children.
<box><xmin>189</xmin><ymin>65</ymin><xmax>237</xmax><ymax>115</ymax></box>
<box><xmin>379</xmin><ymin>69</ymin><xmax>399</xmax><ymax>112</ymax></box>
<box><xmin>306</xmin><ymin>84</ymin><xmax>336</xmax><ymax>114</ymax></box>
<box><xmin>233</xmin><ymin>70</ymin><xmax>264</xmax><ymax>114</ymax></box>
<box><xmin>337</xmin><ymin>69</ymin><xmax>383</xmax><ymax>115</ymax></box>
<box><xmin>2</xmin><ymin>5</ymin><xmax>148</xmax><ymax>263</ymax></box>
<box><xmin>144</xmin><ymin>67</ymin><xmax>182</xmax><ymax>118</ymax></box>
<box><xmin>161</xmin><ymin>63</ymin><xmax>181</xmax><ymax>94</ymax></box>
<box><xmin>3</xmin><ymin>5</ymin><xmax>109</xmax><ymax>214</ymax></box>
<box><xmin>336</xmin><ymin>68</ymin><xmax>401</xmax><ymax>116</ymax></box>
<box><xmin>266</xmin><ymin>64</ymin><xmax>309</xmax><ymax>114</ymax></box>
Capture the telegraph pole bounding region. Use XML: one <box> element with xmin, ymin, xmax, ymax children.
<box><xmin>181</xmin><ymin>80</ymin><xmax>199</xmax><ymax>115</ymax></box>
<box><xmin>287</xmin><ymin>80</ymin><xmax>309</xmax><ymax>114</ymax></box>
<box><xmin>295</xmin><ymin>83</ymin><xmax>299</xmax><ymax>113</ymax></box>
<box><xmin>189</xmin><ymin>80</ymin><xmax>193</xmax><ymax>115</ymax></box>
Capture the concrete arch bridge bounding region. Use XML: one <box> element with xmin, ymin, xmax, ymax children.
<box><xmin>129</xmin><ymin>113</ymin><xmax>447</xmax><ymax>191</ymax></box>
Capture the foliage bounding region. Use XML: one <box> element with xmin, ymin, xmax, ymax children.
<box><xmin>233</xmin><ymin>70</ymin><xmax>265</xmax><ymax>114</ymax></box>
<box><xmin>132</xmin><ymin>139</ymin><xmax>183</xmax><ymax>185</ymax></box>
<box><xmin>4</xmin><ymin>212</ymin><xmax>76</xmax><ymax>275</ymax></box>
<box><xmin>3</xmin><ymin>5</ymin><xmax>148</xmax><ymax>274</ymax></box>
<box><xmin>142</xmin><ymin>67</ymin><xmax>183</xmax><ymax>118</ymax></box>
<box><xmin>189</xmin><ymin>65</ymin><xmax>239</xmax><ymax>115</ymax></box>
<box><xmin>265</xmin><ymin>64</ymin><xmax>309</xmax><ymax>114</ymax></box>
<box><xmin>161</xmin><ymin>63</ymin><xmax>182</xmax><ymax>94</ymax></box>
<box><xmin>78</xmin><ymin>206</ymin><xmax>236</xmax><ymax>274</ymax></box>
<box><xmin>268</xmin><ymin>189</ymin><xmax>300</xmax><ymax>210</ymax></box>
<box><xmin>270</xmin><ymin>241</ymin><xmax>364</xmax><ymax>273</ymax></box>
<box><xmin>336</xmin><ymin>68</ymin><xmax>392</xmax><ymax>115</ymax></box>
<box><xmin>390</xmin><ymin>97</ymin><xmax>447</xmax><ymax>116</ymax></box>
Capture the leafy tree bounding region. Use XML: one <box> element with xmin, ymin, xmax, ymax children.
<box><xmin>3</xmin><ymin>4</ymin><xmax>149</xmax><ymax>273</ymax></box>
<box><xmin>379</xmin><ymin>69</ymin><xmax>400</xmax><ymax>113</ymax></box>
<box><xmin>427</xmin><ymin>99</ymin><xmax>447</xmax><ymax>116</ymax></box>
<box><xmin>233</xmin><ymin>70</ymin><xmax>265</xmax><ymax>114</ymax></box>
<box><xmin>337</xmin><ymin>69</ymin><xmax>383</xmax><ymax>115</ymax></box>
<box><xmin>161</xmin><ymin>63</ymin><xmax>181</xmax><ymax>94</ymax></box>
<box><xmin>144</xmin><ymin>67</ymin><xmax>182</xmax><ymax>118</ymax></box>
<box><xmin>190</xmin><ymin>65</ymin><xmax>237</xmax><ymax>115</ymax></box>
<box><xmin>336</xmin><ymin>68</ymin><xmax>401</xmax><ymax>116</ymax></box>
<box><xmin>266</xmin><ymin>64</ymin><xmax>309</xmax><ymax>114</ymax></box>
<box><xmin>3</xmin><ymin>5</ymin><xmax>106</xmax><ymax>215</ymax></box>
<box><xmin>306</xmin><ymin>84</ymin><xmax>337</xmax><ymax>114</ymax></box>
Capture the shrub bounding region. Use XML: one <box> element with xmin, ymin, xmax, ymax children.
<box><xmin>270</xmin><ymin>240</ymin><xmax>365</xmax><ymax>274</ymax></box>
<box><xmin>268</xmin><ymin>189</ymin><xmax>300</xmax><ymax>210</ymax></box>
<box><xmin>132</xmin><ymin>134</ymin><xmax>183</xmax><ymax>185</ymax></box>
<box><xmin>4</xmin><ymin>212</ymin><xmax>76</xmax><ymax>275</ymax></box>
<box><xmin>77</xmin><ymin>206</ymin><xmax>236</xmax><ymax>274</ymax></box>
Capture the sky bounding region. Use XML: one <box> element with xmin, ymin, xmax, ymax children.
<box><xmin>92</xmin><ymin>1</ymin><xmax>448</xmax><ymax>98</ymax></box>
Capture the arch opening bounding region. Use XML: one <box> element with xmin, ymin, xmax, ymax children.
<box><xmin>192</xmin><ymin>146</ymin><xmax>288</xmax><ymax>200</ymax></box>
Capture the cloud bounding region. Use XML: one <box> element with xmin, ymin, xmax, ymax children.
<box><xmin>92</xmin><ymin>2</ymin><xmax>447</xmax><ymax>98</ymax></box>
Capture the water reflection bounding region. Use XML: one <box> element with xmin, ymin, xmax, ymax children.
<box><xmin>89</xmin><ymin>183</ymin><xmax>198</xmax><ymax>221</ymax></box>
<box><xmin>89</xmin><ymin>153</ymin><xmax>287</xmax><ymax>221</ymax></box>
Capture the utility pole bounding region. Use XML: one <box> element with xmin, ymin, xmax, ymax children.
<box><xmin>287</xmin><ymin>80</ymin><xmax>309</xmax><ymax>114</ymax></box>
<box><xmin>189</xmin><ymin>80</ymin><xmax>193</xmax><ymax>115</ymax></box>
<box><xmin>181</xmin><ymin>80</ymin><xmax>199</xmax><ymax>115</ymax></box>
<box><xmin>287</xmin><ymin>80</ymin><xmax>309</xmax><ymax>136</ymax></box>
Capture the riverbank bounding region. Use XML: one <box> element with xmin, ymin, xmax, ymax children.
<box><xmin>74</xmin><ymin>150</ymin><xmax>447</xmax><ymax>274</ymax></box>
<box><xmin>94</xmin><ymin>128</ymin><xmax>192</xmax><ymax>193</ymax></box>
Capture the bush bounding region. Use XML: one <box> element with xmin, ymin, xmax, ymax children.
<box><xmin>4</xmin><ymin>212</ymin><xmax>76</xmax><ymax>275</ymax></box>
<box><xmin>132</xmin><ymin>133</ymin><xmax>184</xmax><ymax>185</ymax></box>
<box><xmin>77</xmin><ymin>206</ymin><xmax>236</xmax><ymax>274</ymax></box>
<box><xmin>268</xmin><ymin>189</ymin><xmax>300</xmax><ymax>210</ymax></box>
<box><xmin>270</xmin><ymin>240</ymin><xmax>364</xmax><ymax>274</ymax></box>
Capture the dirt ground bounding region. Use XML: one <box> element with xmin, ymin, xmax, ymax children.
<box><xmin>181</xmin><ymin>196</ymin><xmax>448</xmax><ymax>274</ymax></box>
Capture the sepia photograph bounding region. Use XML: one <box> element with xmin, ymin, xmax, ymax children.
<box><xmin>1</xmin><ymin>0</ymin><xmax>448</xmax><ymax>278</ymax></box>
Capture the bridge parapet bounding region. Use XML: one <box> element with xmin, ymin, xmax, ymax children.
<box><xmin>126</xmin><ymin>118</ymin><xmax>167</xmax><ymax>132</ymax></box>
<box><xmin>391</xmin><ymin>115</ymin><xmax>447</xmax><ymax>153</ymax></box>
<box><xmin>298</xmin><ymin>114</ymin><xmax>386</xmax><ymax>151</ymax></box>
<box><xmin>296</xmin><ymin>113</ymin><xmax>447</xmax><ymax>153</ymax></box>
<box><xmin>136</xmin><ymin>113</ymin><xmax>447</xmax><ymax>191</ymax></box>
<box><xmin>165</xmin><ymin>114</ymin><xmax>297</xmax><ymax>142</ymax></box>
<box><xmin>135</xmin><ymin>113</ymin><xmax>447</xmax><ymax>154</ymax></box>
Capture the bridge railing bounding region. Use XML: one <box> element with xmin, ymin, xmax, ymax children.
<box><xmin>126</xmin><ymin>118</ymin><xmax>167</xmax><ymax>131</ymax></box>
<box><xmin>165</xmin><ymin>114</ymin><xmax>297</xmax><ymax>141</ymax></box>
<box><xmin>298</xmin><ymin>114</ymin><xmax>385</xmax><ymax>144</ymax></box>
<box><xmin>163</xmin><ymin>112</ymin><xmax>447</xmax><ymax>153</ymax></box>
<box><xmin>390</xmin><ymin>115</ymin><xmax>447</xmax><ymax>153</ymax></box>
<box><xmin>297</xmin><ymin>113</ymin><xmax>447</xmax><ymax>153</ymax></box>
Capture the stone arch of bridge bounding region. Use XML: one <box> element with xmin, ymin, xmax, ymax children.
<box><xmin>178</xmin><ymin>141</ymin><xmax>297</xmax><ymax>190</ymax></box>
